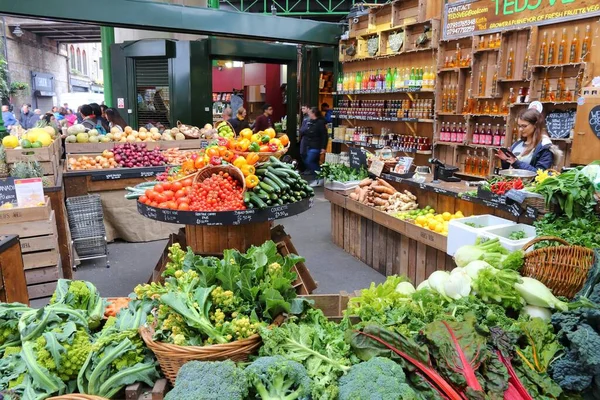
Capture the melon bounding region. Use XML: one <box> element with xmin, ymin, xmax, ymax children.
<box><xmin>67</xmin><ymin>124</ymin><xmax>86</xmax><ymax>135</ymax></box>
<box><xmin>76</xmin><ymin>132</ymin><xmax>89</xmax><ymax>143</ymax></box>
<box><xmin>43</xmin><ymin>126</ymin><xmax>56</xmax><ymax>138</ymax></box>
<box><xmin>88</xmin><ymin>129</ymin><xmax>99</xmax><ymax>137</ymax></box>
<box><xmin>89</xmin><ymin>136</ymin><xmax>100</xmax><ymax>143</ymax></box>
<box><xmin>2</xmin><ymin>135</ymin><xmax>18</xmax><ymax>149</ymax></box>
<box><xmin>36</xmin><ymin>132</ymin><xmax>53</xmax><ymax>147</ymax></box>
<box><xmin>65</xmin><ymin>135</ymin><xmax>77</xmax><ymax>143</ymax></box>
<box><xmin>26</xmin><ymin>128</ymin><xmax>48</xmax><ymax>143</ymax></box>
<box><xmin>100</xmin><ymin>136</ymin><xmax>111</xmax><ymax>143</ymax></box>
<box><xmin>149</xmin><ymin>127</ymin><xmax>159</xmax><ymax>134</ymax></box>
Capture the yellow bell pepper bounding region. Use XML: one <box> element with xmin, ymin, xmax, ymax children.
<box><xmin>245</xmin><ymin>174</ymin><xmax>259</xmax><ymax>189</ymax></box>
<box><xmin>233</xmin><ymin>156</ymin><xmax>247</xmax><ymax>169</ymax></box>
<box><xmin>251</xmin><ymin>133</ymin><xmax>262</xmax><ymax>143</ymax></box>
<box><xmin>241</xmin><ymin>164</ymin><xmax>256</xmax><ymax>177</ymax></box>
<box><xmin>269</xmin><ymin>138</ymin><xmax>282</xmax><ymax>147</ymax></box>
<box><xmin>234</xmin><ymin>138</ymin><xmax>250</xmax><ymax>152</ymax></box>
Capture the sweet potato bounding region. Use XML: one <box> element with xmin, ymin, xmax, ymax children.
<box><xmin>376</xmin><ymin>178</ymin><xmax>396</xmax><ymax>191</ymax></box>
<box><xmin>372</xmin><ymin>185</ymin><xmax>396</xmax><ymax>195</ymax></box>
<box><xmin>378</xmin><ymin>193</ymin><xmax>391</xmax><ymax>200</ymax></box>
<box><xmin>373</xmin><ymin>198</ymin><xmax>388</xmax><ymax>206</ymax></box>
<box><xmin>358</xmin><ymin>188</ymin><xmax>368</xmax><ymax>203</ymax></box>
<box><xmin>349</xmin><ymin>192</ymin><xmax>358</xmax><ymax>200</ymax></box>
<box><xmin>359</xmin><ymin>178</ymin><xmax>373</xmax><ymax>187</ymax></box>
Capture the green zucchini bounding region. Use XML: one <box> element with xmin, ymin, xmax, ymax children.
<box><xmin>269</xmin><ymin>193</ymin><xmax>279</xmax><ymax>201</ymax></box>
<box><xmin>243</xmin><ymin>191</ymin><xmax>251</xmax><ymax>203</ymax></box>
<box><xmin>265</xmin><ymin>171</ymin><xmax>289</xmax><ymax>190</ymax></box>
<box><xmin>256</xmin><ymin>190</ymin><xmax>270</xmax><ymax>200</ymax></box>
<box><xmin>259</xmin><ymin>181</ymin><xmax>276</xmax><ymax>193</ymax></box>
<box><xmin>248</xmin><ymin>193</ymin><xmax>267</xmax><ymax>209</ymax></box>
<box><xmin>263</xmin><ymin>177</ymin><xmax>281</xmax><ymax>192</ymax></box>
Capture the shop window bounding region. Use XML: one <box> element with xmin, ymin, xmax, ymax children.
<box><xmin>70</xmin><ymin>46</ymin><xmax>75</xmax><ymax>70</ymax></box>
<box><xmin>76</xmin><ymin>48</ymin><xmax>82</xmax><ymax>72</ymax></box>
<box><xmin>82</xmin><ymin>50</ymin><xmax>88</xmax><ymax>75</ymax></box>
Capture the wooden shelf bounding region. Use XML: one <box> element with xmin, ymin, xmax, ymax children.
<box><xmin>509</xmin><ymin>102</ymin><xmax>529</xmax><ymax>108</ymax></box>
<box><xmin>474</xmin><ymin>95</ymin><xmax>502</xmax><ymax>100</ymax></box>
<box><xmin>455</xmin><ymin>172</ymin><xmax>488</xmax><ymax>180</ymax></box>
<box><xmin>437</xmin><ymin>112</ymin><xmax>462</xmax><ymax>116</ymax></box>
<box><xmin>335</xmin><ymin>115</ymin><xmax>434</xmax><ymax>123</ymax></box>
<box><xmin>333</xmin><ymin>88</ymin><xmax>435</xmax><ymax>96</ymax></box>
<box><xmin>498</xmin><ymin>78</ymin><xmax>530</xmax><ymax>83</ymax></box>
<box><xmin>550</xmin><ymin>137</ymin><xmax>572</xmax><ymax>143</ymax></box>
<box><xmin>438</xmin><ymin>66</ymin><xmax>470</xmax><ymax>73</ymax></box>
<box><xmin>474</xmin><ymin>47</ymin><xmax>500</xmax><ymax>54</ymax></box>
<box><xmin>332</xmin><ymin>139</ymin><xmax>432</xmax><ymax>154</ymax></box>
<box><xmin>467</xmin><ymin>114</ymin><xmax>509</xmax><ymax>118</ymax></box>
<box><xmin>342</xmin><ymin>47</ymin><xmax>436</xmax><ymax>63</ymax></box>
<box><xmin>319</xmin><ymin>92</ymin><xmax>333</xmax><ymax>95</ymax></box>
<box><xmin>531</xmin><ymin>62</ymin><xmax>585</xmax><ymax>69</ymax></box>
<box><xmin>538</xmin><ymin>100</ymin><xmax>578</xmax><ymax>105</ymax></box>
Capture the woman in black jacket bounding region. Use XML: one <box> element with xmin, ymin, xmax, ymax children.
<box><xmin>303</xmin><ymin>107</ymin><xmax>328</xmax><ymax>186</ymax></box>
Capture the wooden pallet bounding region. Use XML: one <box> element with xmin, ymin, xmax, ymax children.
<box><xmin>0</xmin><ymin>201</ymin><xmax>61</xmax><ymax>301</ymax></box>
<box><xmin>271</xmin><ymin>224</ymin><xmax>318</xmax><ymax>295</ymax></box>
<box><xmin>6</xmin><ymin>139</ymin><xmax>61</xmax><ymax>186</ymax></box>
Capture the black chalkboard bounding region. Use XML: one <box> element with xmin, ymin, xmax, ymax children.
<box><xmin>589</xmin><ymin>105</ymin><xmax>600</xmax><ymax>139</ymax></box>
<box><xmin>0</xmin><ymin>178</ymin><xmax>17</xmax><ymax>204</ymax></box>
<box><xmin>89</xmin><ymin>166</ymin><xmax>166</xmax><ymax>181</ymax></box>
<box><xmin>137</xmin><ymin>197</ymin><xmax>314</xmax><ymax>226</ymax></box>
<box><xmin>546</xmin><ymin>110</ymin><xmax>576</xmax><ymax>139</ymax></box>
<box><xmin>349</xmin><ymin>147</ymin><xmax>368</xmax><ymax>170</ymax></box>
<box><xmin>505</xmin><ymin>189</ymin><xmax>527</xmax><ymax>204</ymax></box>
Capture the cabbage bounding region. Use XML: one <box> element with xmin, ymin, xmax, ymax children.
<box><xmin>514</xmin><ymin>277</ymin><xmax>568</xmax><ymax>311</ymax></box>
<box><xmin>395</xmin><ymin>281</ymin><xmax>416</xmax><ymax>296</ymax></box>
<box><xmin>428</xmin><ymin>271</ymin><xmax>450</xmax><ymax>296</ymax></box>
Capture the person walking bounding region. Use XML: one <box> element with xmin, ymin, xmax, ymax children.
<box><xmin>253</xmin><ymin>103</ymin><xmax>273</xmax><ymax>133</ymax></box>
<box><xmin>1</xmin><ymin>105</ymin><xmax>17</xmax><ymax>130</ymax></box>
<box><xmin>298</xmin><ymin>104</ymin><xmax>311</xmax><ymax>173</ymax></box>
<box><xmin>89</xmin><ymin>103</ymin><xmax>109</xmax><ymax>133</ymax></box>
<box><xmin>20</xmin><ymin>104</ymin><xmax>38</xmax><ymax>130</ymax></box>
<box><xmin>303</xmin><ymin>107</ymin><xmax>328</xmax><ymax>187</ymax></box>
<box><xmin>229</xmin><ymin>107</ymin><xmax>250</xmax><ymax>134</ymax></box>
<box><xmin>222</xmin><ymin>107</ymin><xmax>233</xmax><ymax>123</ymax></box>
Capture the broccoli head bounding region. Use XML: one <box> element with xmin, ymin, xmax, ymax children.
<box><xmin>245</xmin><ymin>356</ymin><xmax>311</xmax><ymax>400</ymax></box>
<box><xmin>165</xmin><ymin>360</ymin><xmax>248</xmax><ymax>400</ymax></box>
<box><xmin>338</xmin><ymin>357</ymin><xmax>417</xmax><ymax>400</ymax></box>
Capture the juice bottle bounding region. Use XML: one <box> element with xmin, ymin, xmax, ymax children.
<box><xmin>394</xmin><ymin>68</ymin><xmax>402</xmax><ymax>89</ymax></box>
<box><xmin>557</xmin><ymin>67</ymin><xmax>566</xmax><ymax>101</ymax></box>
<box><xmin>506</xmin><ymin>48</ymin><xmax>514</xmax><ymax>79</ymax></box>
<box><xmin>491</xmin><ymin>65</ymin><xmax>498</xmax><ymax>96</ymax></box>
<box><xmin>547</xmin><ymin>30</ymin><xmax>556</xmax><ymax>65</ymax></box>
<box><xmin>493</xmin><ymin>124</ymin><xmax>501</xmax><ymax>146</ymax></box>
<box><xmin>582</xmin><ymin>25</ymin><xmax>591</xmax><ymax>61</ymax></box>
<box><xmin>539</xmin><ymin>32</ymin><xmax>548</xmax><ymax>65</ymax></box>
<box><xmin>483</xmin><ymin>101</ymin><xmax>490</xmax><ymax>114</ymax></box>
<box><xmin>570</xmin><ymin>26</ymin><xmax>579</xmax><ymax>63</ymax></box>
<box><xmin>455</xmin><ymin>43</ymin><xmax>461</xmax><ymax>65</ymax></box>
<box><xmin>465</xmin><ymin>151</ymin><xmax>472</xmax><ymax>174</ymax></box>
<box><xmin>473</xmin><ymin>153</ymin><xmax>481</xmax><ymax>176</ymax></box>
<box><xmin>508</xmin><ymin>87</ymin><xmax>516</xmax><ymax>104</ymax></box>
<box><xmin>385</xmin><ymin>68</ymin><xmax>392</xmax><ymax>90</ymax></box>
<box><xmin>337</xmin><ymin>73</ymin><xmax>343</xmax><ymax>92</ymax></box>
<box><xmin>558</xmin><ymin>28</ymin><xmax>567</xmax><ymax>64</ymax></box>
<box><xmin>541</xmin><ymin>70</ymin><xmax>550</xmax><ymax>101</ymax></box>
<box><xmin>478</xmin><ymin>65</ymin><xmax>486</xmax><ymax>96</ymax></box>
<box><xmin>473</xmin><ymin>123</ymin><xmax>480</xmax><ymax>144</ymax></box>
<box><xmin>362</xmin><ymin>70</ymin><xmax>368</xmax><ymax>90</ymax></box>
<box><xmin>481</xmin><ymin>155</ymin><xmax>489</xmax><ymax>176</ymax></box>
<box><xmin>450</xmin><ymin>122</ymin><xmax>457</xmax><ymax>143</ymax></box>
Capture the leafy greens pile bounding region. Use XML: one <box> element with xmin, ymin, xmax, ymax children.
<box><xmin>134</xmin><ymin>241</ymin><xmax>306</xmax><ymax>346</ymax></box>
<box><xmin>534</xmin><ymin>212</ymin><xmax>600</xmax><ymax>249</ymax></box>
<box><xmin>0</xmin><ymin>279</ymin><xmax>157</xmax><ymax>399</ymax></box>
<box><xmin>317</xmin><ymin>163</ymin><xmax>368</xmax><ymax>183</ymax></box>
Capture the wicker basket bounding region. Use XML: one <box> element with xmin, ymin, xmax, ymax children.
<box><xmin>233</xmin><ymin>143</ymin><xmax>290</xmax><ymax>163</ymax></box>
<box><xmin>193</xmin><ymin>164</ymin><xmax>246</xmax><ymax>192</ymax></box>
<box><xmin>521</xmin><ymin>236</ymin><xmax>594</xmax><ymax>298</ymax></box>
<box><xmin>140</xmin><ymin>315</ymin><xmax>284</xmax><ymax>384</ymax></box>
<box><xmin>47</xmin><ymin>396</ymin><xmax>108</xmax><ymax>400</ymax></box>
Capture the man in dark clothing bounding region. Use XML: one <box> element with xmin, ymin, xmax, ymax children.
<box><xmin>253</xmin><ymin>103</ymin><xmax>273</xmax><ymax>133</ymax></box>
<box><xmin>298</xmin><ymin>104</ymin><xmax>311</xmax><ymax>173</ymax></box>
<box><xmin>230</xmin><ymin>107</ymin><xmax>250</xmax><ymax>134</ymax></box>
<box><xmin>321</xmin><ymin>103</ymin><xmax>333</xmax><ymax>124</ymax></box>
<box><xmin>19</xmin><ymin>104</ymin><xmax>38</xmax><ymax>130</ymax></box>
<box><xmin>80</xmin><ymin>105</ymin><xmax>97</xmax><ymax>131</ymax></box>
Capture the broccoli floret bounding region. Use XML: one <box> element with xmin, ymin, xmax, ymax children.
<box><xmin>165</xmin><ymin>360</ymin><xmax>248</xmax><ymax>400</ymax></box>
<box><xmin>245</xmin><ymin>356</ymin><xmax>311</xmax><ymax>400</ymax></box>
<box><xmin>338</xmin><ymin>357</ymin><xmax>417</xmax><ymax>400</ymax></box>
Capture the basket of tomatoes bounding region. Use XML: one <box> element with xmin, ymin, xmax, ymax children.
<box><xmin>229</xmin><ymin>128</ymin><xmax>290</xmax><ymax>163</ymax></box>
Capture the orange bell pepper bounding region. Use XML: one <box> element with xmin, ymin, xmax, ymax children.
<box><xmin>234</xmin><ymin>139</ymin><xmax>250</xmax><ymax>152</ymax></box>
<box><xmin>217</xmin><ymin>146</ymin><xmax>228</xmax><ymax>156</ymax></box>
<box><xmin>269</xmin><ymin>138</ymin><xmax>282</xmax><ymax>147</ymax></box>
<box><xmin>246</xmin><ymin>153</ymin><xmax>260</xmax><ymax>165</ymax></box>
<box><xmin>181</xmin><ymin>159</ymin><xmax>195</xmax><ymax>174</ymax></box>
<box><xmin>245</xmin><ymin>174</ymin><xmax>259</xmax><ymax>189</ymax></box>
<box><xmin>206</xmin><ymin>147</ymin><xmax>220</xmax><ymax>158</ymax></box>
<box><xmin>194</xmin><ymin>157</ymin><xmax>205</xmax><ymax>170</ymax></box>
<box><xmin>279</xmin><ymin>134</ymin><xmax>289</xmax><ymax>146</ymax></box>
<box><xmin>259</xmin><ymin>145</ymin><xmax>270</xmax><ymax>152</ymax></box>
<box><xmin>241</xmin><ymin>164</ymin><xmax>256</xmax><ymax>177</ymax></box>
<box><xmin>221</xmin><ymin>150</ymin><xmax>235</xmax><ymax>163</ymax></box>
<box><xmin>233</xmin><ymin>156</ymin><xmax>247</xmax><ymax>169</ymax></box>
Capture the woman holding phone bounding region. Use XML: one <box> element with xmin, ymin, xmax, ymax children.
<box><xmin>496</xmin><ymin>108</ymin><xmax>562</xmax><ymax>172</ymax></box>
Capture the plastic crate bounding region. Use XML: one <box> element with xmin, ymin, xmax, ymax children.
<box><xmin>447</xmin><ymin>215</ymin><xmax>516</xmax><ymax>256</ymax></box>
<box><xmin>481</xmin><ymin>223</ymin><xmax>536</xmax><ymax>253</ymax></box>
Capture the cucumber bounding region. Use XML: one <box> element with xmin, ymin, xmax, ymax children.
<box><xmin>259</xmin><ymin>182</ymin><xmax>276</xmax><ymax>193</ymax></box>
<box><xmin>243</xmin><ymin>191</ymin><xmax>251</xmax><ymax>203</ymax></box>
<box><xmin>276</xmin><ymin>198</ymin><xmax>284</xmax><ymax>205</ymax></box>
<box><xmin>256</xmin><ymin>168</ymin><xmax>268</xmax><ymax>176</ymax></box>
<box><xmin>288</xmin><ymin>196</ymin><xmax>298</xmax><ymax>203</ymax></box>
<box><xmin>305</xmin><ymin>186</ymin><xmax>315</xmax><ymax>194</ymax></box>
<box><xmin>299</xmin><ymin>191</ymin><xmax>307</xmax><ymax>198</ymax></box>
<box><xmin>269</xmin><ymin>193</ymin><xmax>279</xmax><ymax>201</ymax></box>
<box><xmin>268</xmin><ymin>156</ymin><xmax>294</xmax><ymax>169</ymax></box>
<box><xmin>257</xmin><ymin>190</ymin><xmax>270</xmax><ymax>200</ymax></box>
<box><xmin>265</xmin><ymin>171</ymin><xmax>289</xmax><ymax>191</ymax></box>
<box><xmin>247</xmin><ymin>203</ymin><xmax>255</xmax><ymax>209</ymax></box>
<box><xmin>266</xmin><ymin>199</ymin><xmax>273</xmax><ymax>206</ymax></box>
<box><xmin>253</xmin><ymin>186</ymin><xmax>263</xmax><ymax>193</ymax></box>
<box><xmin>281</xmin><ymin>195</ymin><xmax>289</xmax><ymax>201</ymax></box>
<box><xmin>268</xmin><ymin>168</ymin><xmax>291</xmax><ymax>178</ymax></box>
<box><xmin>248</xmin><ymin>193</ymin><xmax>267</xmax><ymax>209</ymax></box>
<box><xmin>263</xmin><ymin>177</ymin><xmax>281</xmax><ymax>192</ymax></box>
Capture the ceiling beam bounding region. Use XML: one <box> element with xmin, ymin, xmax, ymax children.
<box><xmin>0</xmin><ymin>0</ymin><xmax>342</xmax><ymax>46</ymax></box>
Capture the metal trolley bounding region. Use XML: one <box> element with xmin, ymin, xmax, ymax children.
<box><xmin>66</xmin><ymin>194</ymin><xmax>109</xmax><ymax>270</ymax></box>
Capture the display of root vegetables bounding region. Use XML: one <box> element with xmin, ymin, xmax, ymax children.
<box><xmin>349</xmin><ymin>178</ymin><xmax>418</xmax><ymax>212</ymax></box>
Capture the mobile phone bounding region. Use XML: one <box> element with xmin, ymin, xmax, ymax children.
<box><xmin>499</xmin><ymin>147</ymin><xmax>516</xmax><ymax>158</ymax></box>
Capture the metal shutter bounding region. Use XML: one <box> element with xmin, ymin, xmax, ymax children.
<box><xmin>135</xmin><ymin>58</ymin><xmax>171</xmax><ymax>128</ymax></box>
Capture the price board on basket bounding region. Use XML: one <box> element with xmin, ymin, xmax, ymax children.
<box><xmin>349</xmin><ymin>147</ymin><xmax>368</xmax><ymax>170</ymax></box>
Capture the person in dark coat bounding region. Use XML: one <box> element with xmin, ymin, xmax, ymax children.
<box><xmin>497</xmin><ymin>108</ymin><xmax>561</xmax><ymax>172</ymax></box>
<box><xmin>303</xmin><ymin>107</ymin><xmax>328</xmax><ymax>186</ymax></box>
<box><xmin>19</xmin><ymin>104</ymin><xmax>38</xmax><ymax>130</ymax></box>
<box><xmin>229</xmin><ymin>107</ymin><xmax>250</xmax><ymax>134</ymax></box>
<box><xmin>298</xmin><ymin>104</ymin><xmax>311</xmax><ymax>170</ymax></box>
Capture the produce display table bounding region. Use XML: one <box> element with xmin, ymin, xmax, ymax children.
<box><xmin>0</xmin><ymin>235</ymin><xmax>29</xmax><ymax>304</ymax></box>
<box><xmin>137</xmin><ymin>197</ymin><xmax>314</xmax><ymax>254</ymax></box>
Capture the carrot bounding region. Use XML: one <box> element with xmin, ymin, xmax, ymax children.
<box><xmin>104</xmin><ymin>297</ymin><xmax>131</xmax><ymax>318</ymax></box>
<box><xmin>372</xmin><ymin>185</ymin><xmax>395</xmax><ymax>195</ymax></box>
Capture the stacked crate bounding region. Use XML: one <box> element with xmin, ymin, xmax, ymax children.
<box><xmin>5</xmin><ymin>139</ymin><xmax>61</xmax><ymax>186</ymax></box>
<box><xmin>0</xmin><ymin>198</ymin><xmax>60</xmax><ymax>300</ymax></box>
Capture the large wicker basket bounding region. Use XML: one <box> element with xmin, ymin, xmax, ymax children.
<box><xmin>140</xmin><ymin>315</ymin><xmax>284</xmax><ymax>384</ymax></box>
<box><xmin>521</xmin><ymin>236</ymin><xmax>594</xmax><ymax>298</ymax></box>
<box><xmin>48</xmin><ymin>396</ymin><xmax>108</xmax><ymax>400</ymax></box>
<box><xmin>193</xmin><ymin>164</ymin><xmax>246</xmax><ymax>192</ymax></box>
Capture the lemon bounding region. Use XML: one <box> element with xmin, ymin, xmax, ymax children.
<box><xmin>2</xmin><ymin>135</ymin><xmax>18</xmax><ymax>149</ymax></box>
<box><xmin>455</xmin><ymin>211</ymin><xmax>464</xmax><ymax>218</ymax></box>
<box><xmin>428</xmin><ymin>209</ymin><xmax>435</xmax><ymax>214</ymax></box>
<box><xmin>442</xmin><ymin>212</ymin><xmax>452</xmax><ymax>221</ymax></box>
<box><xmin>35</xmin><ymin>132</ymin><xmax>53</xmax><ymax>147</ymax></box>
<box><xmin>416</xmin><ymin>215</ymin><xmax>427</xmax><ymax>226</ymax></box>
<box><xmin>435</xmin><ymin>215</ymin><xmax>444</xmax><ymax>222</ymax></box>
<box><xmin>435</xmin><ymin>225</ymin><xmax>444</xmax><ymax>233</ymax></box>
<box><xmin>428</xmin><ymin>220</ymin><xmax>439</xmax><ymax>230</ymax></box>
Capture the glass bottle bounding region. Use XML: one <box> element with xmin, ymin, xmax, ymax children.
<box><xmin>489</xmin><ymin>34</ymin><xmax>494</xmax><ymax>49</ymax></box>
<box><xmin>455</xmin><ymin>43</ymin><xmax>461</xmax><ymax>65</ymax></box>
<box><xmin>463</xmin><ymin>89</ymin><xmax>472</xmax><ymax>114</ymax></box>
<box><xmin>491</xmin><ymin>101</ymin><xmax>499</xmax><ymax>114</ymax></box>
<box><xmin>575</xmin><ymin>72</ymin><xmax>583</xmax><ymax>96</ymax></box>
<box><xmin>495</xmin><ymin>33</ymin><xmax>501</xmax><ymax>48</ymax></box>
<box><xmin>508</xmin><ymin>87</ymin><xmax>516</xmax><ymax>104</ymax></box>
<box><xmin>558</xmin><ymin>28</ymin><xmax>567</xmax><ymax>64</ymax></box>
<box><xmin>501</xmin><ymin>101</ymin><xmax>508</xmax><ymax>114</ymax></box>
<box><xmin>539</xmin><ymin>32</ymin><xmax>548</xmax><ymax>65</ymax></box>
<box><xmin>404</xmin><ymin>68</ymin><xmax>410</xmax><ymax>88</ymax></box>
<box><xmin>547</xmin><ymin>30</ymin><xmax>556</xmax><ymax>65</ymax></box>
<box><xmin>486</xmin><ymin>123</ymin><xmax>493</xmax><ymax>145</ymax></box>
<box><xmin>473</xmin><ymin>123</ymin><xmax>480</xmax><ymax>144</ymax></box>
<box><xmin>582</xmin><ymin>25</ymin><xmax>591</xmax><ymax>62</ymax></box>
<box><xmin>465</xmin><ymin>151</ymin><xmax>472</xmax><ymax>174</ymax></box>
<box><xmin>478</xmin><ymin>65</ymin><xmax>486</xmax><ymax>96</ymax></box>
<box><xmin>430</xmin><ymin>65</ymin><xmax>436</xmax><ymax>88</ymax></box>
<box><xmin>506</xmin><ymin>48</ymin><xmax>515</xmax><ymax>79</ymax></box>
<box><xmin>355</xmin><ymin>71</ymin><xmax>362</xmax><ymax>91</ymax></box>
<box><xmin>473</xmin><ymin>153</ymin><xmax>481</xmax><ymax>176</ymax></box>
<box><xmin>501</xmin><ymin>124</ymin><xmax>507</xmax><ymax>147</ymax></box>
<box><xmin>493</xmin><ymin>124</ymin><xmax>501</xmax><ymax>146</ymax></box>
<box><xmin>570</xmin><ymin>26</ymin><xmax>579</xmax><ymax>63</ymax></box>
<box><xmin>481</xmin><ymin>155</ymin><xmax>489</xmax><ymax>176</ymax></box>
<box><xmin>385</xmin><ymin>68</ymin><xmax>392</xmax><ymax>90</ymax></box>
<box><xmin>369</xmin><ymin>70</ymin><xmax>376</xmax><ymax>90</ymax></box>
<box><xmin>479</xmin><ymin>36</ymin><xmax>486</xmax><ymax>49</ymax></box>
<box><xmin>337</xmin><ymin>73</ymin><xmax>343</xmax><ymax>92</ymax></box>
<box><xmin>483</xmin><ymin>101</ymin><xmax>491</xmax><ymax>114</ymax></box>
<box><xmin>442</xmin><ymin>90</ymin><xmax>448</xmax><ymax>113</ymax></box>
<box><xmin>491</xmin><ymin>65</ymin><xmax>498</xmax><ymax>96</ymax></box>
<box><xmin>444</xmin><ymin>56</ymin><xmax>450</xmax><ymax>68</ymax></box>
<box><xmin>362</xmin><ymin>70</ymin><xmax>369</xmax><ymax>90</ymax></box>
<box><xmin>557</xmin><ymin>67</ymin><xmax>566</xmax><ymax>101</ymax></box>
<box><xmin>450</xmin><ymin>122</ymin><xmax>457</xmax><ymax>143</ymax></box>
<box><xmin>547</xmin><ymin>85</ymin><xmax>556</xmax><ymax>102</ymax></box>
<box><xmin>541</xmin><ymin>70</ymin><xmax>550</xmax><ymax>101</ymax></box>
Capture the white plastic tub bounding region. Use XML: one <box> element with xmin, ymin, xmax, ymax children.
<box><xmin>481</xmin><ymin>223</ymin><xmax>536</xmax><ymax>253</ymax></box>
<box><xmin>447</xmin><ymin>215</ymin><xmax>516</xmax><ymax>256</ymax></box>
<box><xmin>324</xmin><ymin>180</ymin><xmax>361</xmax><ymax>191</ymax></box>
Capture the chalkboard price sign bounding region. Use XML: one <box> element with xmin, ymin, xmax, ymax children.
<box><xmin>0</xmin><ymin>178</ymin><xmax>17</xmax><ymax>204</ymax></box>
<box><xmin>546</xmin><ymin>110</ymin><xmax>576</xmax><ymax>139</ymax></box>
<box><xmin>349</xmin><ymin>147</ymin><xmax>368</xmax><ymax>170</ymax></box>
<box><xmin>589</xmin><ymin>105</ymin><xmax>600</xmax><ymax>139</ymax></box>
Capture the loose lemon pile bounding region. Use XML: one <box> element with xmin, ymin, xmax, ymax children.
<box><xmin>394</xmin><ymin>206</ymin><xmax>465</xmax><ymax>236</ymax></box>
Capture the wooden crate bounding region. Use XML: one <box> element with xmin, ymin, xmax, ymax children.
<box><xmin>5</xmin><ymin>139</ymin><xmax>60</xmax><ymax>163</ymax></box>
<box><xmin>300</xmin><ymin>292</ymin><xmax>353</xmax><ymax>321</ymax></box>
<box><xmin>65</xmin><ymin>139</ymin><xmax>203</xmax><ymax>154</ymax></box>
<box><xmin>0</xmin><ymin>197</ymin><xmax>51</xmax><ymax>224</ymax></box>
<box><xmin>0</xmin><ymin>236</ymin><xmax>29</xmax><ymax>304</ymax></box>
<box><xmin>8</xmin><ymin>159</ymin><xmax>57</xmax><ymax>178</ymax></box>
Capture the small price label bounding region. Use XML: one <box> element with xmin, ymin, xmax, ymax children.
<box><xmin>369</xmin><ymin>159</ymin><xmax>386</xmax><ymax>177</ymax></box>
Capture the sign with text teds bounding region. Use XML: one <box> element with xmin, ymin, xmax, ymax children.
<box><xmin>443</xmin><ymin>0</ymin><xmax>600</xmax><ymax>40</ymax></box>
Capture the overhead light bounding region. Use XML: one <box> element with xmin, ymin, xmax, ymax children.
<box><xmin>12</xmin><ymin>25</ymin><xmax>23</xmax><ymax>38</ymax></box>
<box><xmin>225</xmin><ymin>61</ymin><xmax>233</xmax><ymax>68</ymax></box>
<box><xmin>233</xmin><ymin>61</ymin><xmax>244</xmax><ymax>68</ymax></box>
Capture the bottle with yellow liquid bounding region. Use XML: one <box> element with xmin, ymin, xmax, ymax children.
<box><xmin>539</xmin><ymin>32</ymin><xmax>548</xmax><ymax>65</ymax></box>
<box><xmin>557</xmin><ymin>67</ymin><xmax>566</xmax><ymax>101</ymax></box>
<box><xmin>506</xmin><ymin>48</ymin><xmax>515</xmax><ymax>79</ymax></box>
<box><xmin>541</xmin><ymin>70</ymin><xmax>550</xmax><ymax>101</ymax></box>
<box><xmin>494</xmin><ymin>33</ymin><xmax>501</xmax><ymax>48</ymax></box>
<box><xmin>558</xmin><ymin>28</ymin><xmax>567</xmax><ymax>64</ymax></box>
<box><xmin>491</xmin><ymin>65</ymin><xmax>498</xmax><ymax>96</ymax></box>
<box><xmin>570</xmin><ymin>26</ymin><xmax>579</xmax><ymax>63</ymax></box>
<box><xmin>465</xmin><ymin>151</ymin><xmax>472</xmax><ymax>174</ymax></box>
<box><xmin>582</xmin><ymin>25</ymin><xmax>591</xmax><ymax>62</ymax></box>
<box><xmin>547</xmin><ymin>30</ymin><xmax>556</xmax><ymax>65</ymax></box>
<box><xmin>478</xmin><ymin>65</ymin><xmax>486</xmax><ymax>96</ymax></box>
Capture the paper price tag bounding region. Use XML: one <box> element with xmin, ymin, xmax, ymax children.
<box><xmin>369</xmin><ymin>159</ymin><xmax>385</xmax><ymax>177</ymax></box>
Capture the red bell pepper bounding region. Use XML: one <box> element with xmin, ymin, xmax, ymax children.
<box><xmin>210</xmin><ymin>156</ymin><xmax>222</xmax><ymax>166</ymax></box>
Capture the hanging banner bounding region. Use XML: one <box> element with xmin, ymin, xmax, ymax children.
<box><xmin>443</xmin><ymin>0</ymin><xmax>600</xmax><ymax>40</ymax></box>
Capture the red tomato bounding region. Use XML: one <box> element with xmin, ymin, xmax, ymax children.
<box><xmin>177</xmin><ymin>197</ymin><xmax>189</xmax><ymax>205</ymax></box>
<box><xmin>158</xmin><ymin>202</ymin><xmax>168</xmax><ymax>209</ymax></box>
<box><xmin>155</xmin><ymin>194</ymin><xmax>167</xmax><ymax>204</ymax></box>
<box><xmin>166</xmin><ymin>201</ymin><xmax>178</xmax><ymax>210</ymax></box>
<box><xmin>174</xmin><ymin>189</ymin><xmax>187</xmax><ymax>199</ymax></box>
<box><xmin>139</xmin><ymin>195</ymin><xmax>148</xmax><ymax>203</ymax></box>
<box><xmin>145</xmin><ymin>189</ymin><xmax>153</xmax><ymax>199</ymax></box>
<box><xmin>182</xmin><ymin>178</ymin><xmax>193</xmax><ymax>187</ymax></box>
<box><xmin>150</xmin><ymin>201</ymin><xmax>158</xmax><ymax>207</ymax></box>
<box><xmin>154</xmin><ymin>184</ymin><xmax>164</xmax><ymax>193</ymax></box>
<box><xmin>162</xmin><ymin>182</ymin><xmax>172</xmax><ymax>191</ymax></box>
<box><xmin>178</xmin><ymin>203</ymin><xmax>190</xmax><ymax>211</ymax></box>
<box><xmin>163</xmin><ymin>190</ymin><xmax>175</xmax><ymax>201</ymax></box>
<box><xmin>171</xmin><ymin>181</ymin><xmax>183</xmax><ymax>192</ymax></box>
